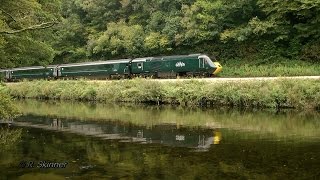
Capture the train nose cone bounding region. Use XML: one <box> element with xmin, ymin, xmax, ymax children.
<box><xmin>213</xmin><ymin>62</ymin><xmax>222</xmax><ymax>75</ymax></box>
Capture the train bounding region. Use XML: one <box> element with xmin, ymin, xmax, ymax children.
<box><xmin>0</xmin><ymin>54</ymin><xmax>222</xmax><ymax>81</ymax></box>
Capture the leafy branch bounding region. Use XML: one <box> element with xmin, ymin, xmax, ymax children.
<box><xmin>0</xmin><ymin>22</ymin><xmax>57</xmax><ymax>34</ymax></box>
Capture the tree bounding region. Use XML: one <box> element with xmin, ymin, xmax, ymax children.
<box><xmin>0</xmin><ymin>0</ymin><xmax>61</xmax><ymax>68</ymax></box>
<box><xmin>144</xmin><ymin>32</ymin><xmax>169</xmax><ymax>54</ymax></box>
<box><xmin>220</xmin><ymin>0</ymin><xmax>320</xmax><ymax>61</ymax></box>
<box><xmin>89</xmin><ymin>21</ymin><xmax>145</xmax><ymax>58</ymax></box>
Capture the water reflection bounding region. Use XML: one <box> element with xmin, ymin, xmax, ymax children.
<box><xmin>0</xmin><ymin>100</ymin><xmax>318</xmax><ymax>179</ymax></box>
<box><xmin>1</xmin><ymin>121</ymin><xmax>319</xmax><ymax>179</ymax></box>
<box><xmin>11</xmin><ymin>115</ymin><xmax>217</xmax><ymax>151</ymax></box>
<box><xmin>51</xmin><ymin>119</ymin><xmax>63</xmax><ymax>130</ymax></box>
<box><xmin>13</xmin><ymin>99</ymin><xmax>320</xmax><ymax>139</ymax></box>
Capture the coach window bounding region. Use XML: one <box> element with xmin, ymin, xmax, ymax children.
<box><xmin>113</xmin><ymin>63</ymin><xmax>120</xmax><ymax>70</ymax></box>
<box><xmin>204</xmin><ymin>56</ymin><xmax>214</xmax><ymax>67</ymax></box>
<box><xmin>199</xmin><ymin>55</ymin><xmax>214</xmax><ymax>67</ymax></box>
<box><xmin>137</xmin><ymin>63</ymin><xmax>142</xmax><ymax>69</ymax></box>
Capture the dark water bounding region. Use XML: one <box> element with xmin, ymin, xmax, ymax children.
<box><xmin>1</xmin><ymin>100</ymin><xmax>320</xmax><ymax>179</ymax></box>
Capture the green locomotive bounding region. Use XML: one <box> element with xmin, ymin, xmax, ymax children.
<box><xmin>130</xmin><ymin>54</ymin><xmax>222</xmax><ymax>78</ymax></box>
<box><xmin>1</xmin><ymin>54</ymin><xmax>222</xmax><ymax>81</ymax></box>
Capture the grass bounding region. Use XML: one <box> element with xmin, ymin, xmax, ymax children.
<box><xmin>5</xmin><ymin>78</ymin><xmax>320</xmax><ymax>110</ymax></box>
<box><xmin>219</xmin><ymin>59</ymin><xmax>320</xmax><ymax>77</ymax></box>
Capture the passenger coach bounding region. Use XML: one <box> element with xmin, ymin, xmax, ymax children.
<box><xmin>56</xmin><ymin>59</ymin><xmax>131</xmax><ymax>79</ymax></box>
<box><xmin>2</xmin><ymin>66</ymin><xmax>56</xmax><ymax>81</ymax></box>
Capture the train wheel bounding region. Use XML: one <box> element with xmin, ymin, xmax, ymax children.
<box><xmin>151</xmin><ymin>74</ymin><xmax>157</xmax><ymax>79</ymax></box>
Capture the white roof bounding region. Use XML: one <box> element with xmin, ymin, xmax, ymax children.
<box><xmin>10</xmin><ymin>65</ymin><xmax>57</xmax><ymax>71</ymax></box>
<box><xmin>131</xmin><ymin>57</ymin><xmax>153</xmax><ymax>62</ymax></box>
<box><xmin>58</xmin><ymin>59</ymin><xmax>131</xmax><ymax>67</ymax></box>
<box><xmin>131</xmin><ymin>54</ymin><xmax>203</xmax><ymax>62</ymax></box>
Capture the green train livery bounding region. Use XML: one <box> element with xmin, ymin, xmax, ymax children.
<box><xmin>1</xmin><ymin>54</ymin><xmax>222</xmax><ymax>81</ymax></box>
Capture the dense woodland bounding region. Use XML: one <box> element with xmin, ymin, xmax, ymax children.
<box><xmin>0</xmin><ymin>0</ymin><xmax>319</xmax><ymax>68</ymax></box>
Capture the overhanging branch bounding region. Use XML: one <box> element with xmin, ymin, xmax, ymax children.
<box><xmin>0</xmin><ymin>22</ymin><xmax>57</xmax><ymax>34</ymax></box>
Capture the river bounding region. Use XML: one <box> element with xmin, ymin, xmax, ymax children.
<box><xmin>1</xmin><ymin>100</ymin><xmax>319</xmax><ymax>179</ymax></box>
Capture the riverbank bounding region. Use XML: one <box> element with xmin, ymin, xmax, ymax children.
<box><xmin>4</xmin><ymin>78</ymin><xmax>320</xmax><ymax>110</ymax></box>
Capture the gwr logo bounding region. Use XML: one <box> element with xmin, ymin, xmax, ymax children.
<box><xmin>175</xmin><ymin>62</ymin><xmax>185</xmax><ymax>67</ymax></box>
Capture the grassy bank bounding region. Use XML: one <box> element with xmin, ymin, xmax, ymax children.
<box><xmin>219</xmin><ymin>59</ymin><xmax>320</xmax><ymax>77</ymax></box>
<box><xmin>5</xmin><ymin>78</ymin><xmax>320</xmax><ymax>110</ymax></box>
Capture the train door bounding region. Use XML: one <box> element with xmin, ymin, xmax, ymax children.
<box><xmin>5</xmin><ymin>71</ymin><xmax>11</xmax><ymax>79</ymax></box>
<box><xmin>124</xmin><ymin>64</ymin><xmax>128</xmax><ymax>74</ymax></box>
<box><xmin>53</xmin><ymin>67</ymin><xmax>61</xmax><ymax>78</ymax></box>
<box><xmin>131</xmin><ymin>59</ymin><xmax>146</xmax><ymax>75</ymax></box>
<box><xmin>58</xmin><ymin>67</ymin><xmax>61</xmax><ymax>77</ymax></box>
<box><xmin>199</xmin><ymin>57</ymin><xmax>205</xmax><ymax>68</ymax></box>
<box><xmin>128</xmin><ymin>62</ymin><xmax>132</xmax><ymax>75</ymax></box>
<box><xmin>53</xmin><ymin>67</ymin><xmax>57</xmax><ymax>77</ymax></box>
<box><xmin>137</xmin><ymin>62</ymin><xmax>143</xmax><ymax>71</ymax></box>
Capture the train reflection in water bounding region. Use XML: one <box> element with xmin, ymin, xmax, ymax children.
<box><xmin>14</xmin><ymin>115</ymin><xmax>221</xmax><ymax>151</ymax></box>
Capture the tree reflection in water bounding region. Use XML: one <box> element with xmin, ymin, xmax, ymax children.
<box><xmin>0</xmin><ymin>99</ymin><xmax>318</xmax><ymax>179</ymax></box>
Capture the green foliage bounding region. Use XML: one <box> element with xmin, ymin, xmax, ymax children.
<box><xmin>0</xmin><ymin>84</ymin><xmax>20</xmax><ymax>151</ymax></box>
<box><xmin>0</xmin><ymin>0</ymin><xmax>61</xmax><ymax>68</ymax></box>
<box><xmin>144</xmin><ymin>32</ymin><xmax>169</xmax><ymax>54</ymax></box>
<box><xmin>220</xmin><ymin>59</ymin><xmax>320</xmax><ymax>77</ymax></box>
<box><xmin>221</xmin><ymin>0</ymin><xmax>320</xmax><ymax>61</ymax></box>
<box><xmin>0</xmin><ymin>36</ymin><xmax>54</xmax><ymax>67</ymax></box>
<box><xmin>301</xmin><ymin>40</ymin><xmax>320</xmax><ymax>62</ymax></box>
<box><xmin>0</xmin><ymin>0</ymin><xmax>320</xmax><ymax>68</ymax></box>
<box><xmin>0</xmin><ymin>85</ymin><xmax>18</xmax><ymax>119</ymax></box>
<box><xmin>52</xmin><ymin>13</ymin><xmax>88</xmax><ymax>64</ymax></box>
<box><xmin>6</xmin><ymin>79</ymin><xmax>320</xmax><ymax>110</ymax></box>
<box><xmin>90</xmin><ymin>21</ymin><xmax>145</xmax><ymax>57</ymax></box>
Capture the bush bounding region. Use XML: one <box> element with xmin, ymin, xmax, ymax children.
<box><xmin>220</xmin><ymin>59</ymin><xmax>320</xmax><ymax>77</ymax></box>
<box><xmin>0</xmin><ymin>85</ymin><xmax>19</xmax><ymax>119</ymax></box>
